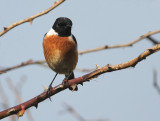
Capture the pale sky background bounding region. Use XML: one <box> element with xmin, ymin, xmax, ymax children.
<box><xmin>0</xmin><ymin>0</ymin><xmax>160</xmax><ymax>121</ymax></box>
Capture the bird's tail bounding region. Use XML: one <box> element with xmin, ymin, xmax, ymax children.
<box><xmin>65</xmin><ymin>72</ymin><xmax>78</xmax><ymax>91</ymax></box>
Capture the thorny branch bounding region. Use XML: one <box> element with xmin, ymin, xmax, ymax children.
<box><xmin>0</xmin><ymin>0</ymin><xmax>65</xmax><ymax>37</ymax></box>
<box><xmin>79</xmin><ymin>30</ymin><xmax>160</xmax><ymax>55</ymax></box>
<box><xmin>0</xmin><ymin>44</ymin><xmax>160</xmax><ymax>119</ymax></box>
<box><xmin>0</xmin><ymin>30</ymin><xmax>160</xmax><ymax>74</ymax></box>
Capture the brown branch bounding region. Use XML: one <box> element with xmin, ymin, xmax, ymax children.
<box><xmin>0</xmin><ymin>0</ymin><xmax>65</xmax><ymax>37</ymax></box>
<box><xmin>75</xmin><ymin>68</ymin><xmax>94</xmax><ymax>73</ymax></box>
<box><xmin>0</xmin><ymin>60</ymin><xmax>45</xmax><ymax>73</ymax></box>
<box><xmin>79</xmin><ymin>30</ymin><xmax>160</xmax><ymax>55</ymax></box>
<box><xmin>1</xmin><ymin>29</ymin><xmax>160</xmax><ymax>74</ymax></box>
<box><xmin>0</xmin><ymin>44</ymin><xmax>159</xmax><ymax>119</ymax></box>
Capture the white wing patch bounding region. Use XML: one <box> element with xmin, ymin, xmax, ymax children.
<box><xmin>69</xmin><ymin>35</ymin><xmax>74</xmax><ymax>42</ymax></box>
<box><xmin>47</xmin><ymin>28</ymin><xmax>58</xmax><ymax>36</ymax></box>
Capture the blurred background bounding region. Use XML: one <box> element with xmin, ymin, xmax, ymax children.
<box><xmin>0</xmin><ymin>0</ymin><xmax>160</xmax><ymax>121</ymax></box>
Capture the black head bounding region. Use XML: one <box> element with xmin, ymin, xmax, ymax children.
<box><xmin>52</xmin><ymin>17</ymin><xmax>72</xmax><ymax>37</ymax></box>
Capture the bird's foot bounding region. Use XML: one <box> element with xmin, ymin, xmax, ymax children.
<box><xmin>62</xmin><ymin>79</ymin><xmax>67</xmax><ymax>88</ymax></box>
<box><xmin>46</xmin><ymin>84</ymin><xmax>52</xmax><ymax>101</ymax></box>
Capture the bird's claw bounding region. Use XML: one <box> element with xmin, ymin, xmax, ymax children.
<box><xmin>62</xmin><ymin>80</ymin><xmax>66</xmax><ymax>87</ymax></box>
<box><xmin>46</xmin><ymin>85</ymin><xmax>52</xmax><ymax>101</ymax></box>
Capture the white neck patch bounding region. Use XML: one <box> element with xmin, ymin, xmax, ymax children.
<box><xmin>69</xmin><ymin>35</ymin><xmax>73</xmax><ymax>41</ymax></box>
<box><xmin>46</xmin><ymin>28</ymin><xmax>58</xmax><ymax>36</ymax></box>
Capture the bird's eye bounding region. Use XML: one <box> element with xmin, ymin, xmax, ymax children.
<box><xmin>58</xmin><ymin>23</ymin><xmax>65</xmax><ymax>27</ymax></box>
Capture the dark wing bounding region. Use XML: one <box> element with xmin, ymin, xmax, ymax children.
<box><xmin>72</xmin><ymin>34</ymin><xmax>77</xmax><ymax>46</ymax></box>
<box><xmin>43</xmin><ymin>33</ymin><xmax>47</xmax><ymax>40</ymax></box>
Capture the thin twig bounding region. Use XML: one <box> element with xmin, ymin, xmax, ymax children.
<box><xmin>62</xmin><ymin>103</ymin><xmax>109</xmax><ymax>121</ymax></box>
<box><xmin>0</xmin><ymin>44</ymin><xmax>159</xmax><ymax>119</ymax></box>
<box><xmin>0</xmin><ymin>0</ymin><xmax>65</xmax><ymax>37</ymax></box>
<box><xmin>15</xmin><ymin>76</ymin><xmax>27</xmax><ymax>92</ymax></box>
<box><xmin>62</xmin><ymin>103</ymin><xmax>86</xmax><ymax>121</ymax></box>
<box><xmin>0</xmin><ymin>82</ymin><xmax>9</xmax><ymax>108</ymax></box>
<box><xmin>0</xmin><ymin>60</ymin><xmax>45</xmax><ymax>73</ymax></box>
<box><xmin>147</xmin><ymin>36</ymin><xmax>160</xmax><ymax>45</ymax></box>
<box><xmin>153</xmin><ymin>69</ymin><xmax>160</xmax><ymax>94</ymax></box>
<box><xmin>0</xmin><ymin>82</ymin><xmax>16</xmax><ymax>121</ymax></box>
<box><xmin>79</xmin><ymin>30</ymin><xmax>160</xmax><ymax>55</ymax></box>
<box><xmin>6</xmin><ymin>78</ymin><xmax>35</xmax><ymax>121</ymax></box>
<box><xmin>6</xmin><ymin>78</ymin><xmax>23</xmax><ymax>103</ymax></box>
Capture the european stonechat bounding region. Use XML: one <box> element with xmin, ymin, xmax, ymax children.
<box><xmin>43</xmin><ymin>17</ymin><xmax>78</xmax><ymax>95</ymax></box>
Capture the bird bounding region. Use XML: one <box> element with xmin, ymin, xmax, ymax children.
<box><xmin>43</xmin><ymin>17</ymin><xmax>78</xmax><ymax>96</ymax></box>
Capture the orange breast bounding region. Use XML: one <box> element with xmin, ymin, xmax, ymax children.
<box><xmin>43</xmin><ymin>35</ymin><xmax>78</xmax><ymax>74</ymax></box>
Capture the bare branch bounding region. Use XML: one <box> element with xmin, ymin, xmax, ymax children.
<box><xmin>0</xmin><ymin>60</ymin><xmax>45</xmax><ymax>73</ymax></box>
<box><xmin>0</xmin><ymin>82</ymin><xmax>9</xmax><ymax>108</ymax></box>
<box><xmin>147</xmin><ymin>36</ymin><xmax>160</xmax><ymax>45</ymax></box>
<box><xmin>0</xmin><ymin>71</ymin><xmax>5</xmax><ymax>74</ymax></box>
<box><xmin>16</xmin><ymin>76</ymin><xmax>27</xmax><ymax>92</ymax></box>
<box><xmin>0</xmin><ymin>0</ymin><xmax>65</xmax><ymax>37</ymax></box>
<box><xmin>0</xmin><ymin>44</ymin><xmax>159</xmax><ymax>119</ymax></box>
<box><xmin>79</xmin><ymin>30</ymin><xmax>160</xmax><ymax>55</ymax></box>
<box><xmin>6</xmin><ymin>78</ymin><xmax>35</xmax><ymax>121</ymax></box>
<box><xmin>62</xmin><ymin>103</ymin><xmax>86</xmax><ymax>121</ymax></box>
<box><xmin>6</xmin><ymin>78</ymin><xmax>23</xmax><ymax>103</ymax></box>
<box><xmin>153</xmin><ymin>69</ymin><xmax>160</xmax><ymax>94</ymax></box>
<box><xmin>0</xmin><ymin>82</ymin><xmax>16</xmax><ymax>121</ymax></box>
<box><xmin>62</xmin><ymin>103</ymin><xmax>109</xmax><ymax>121</ymax></box>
